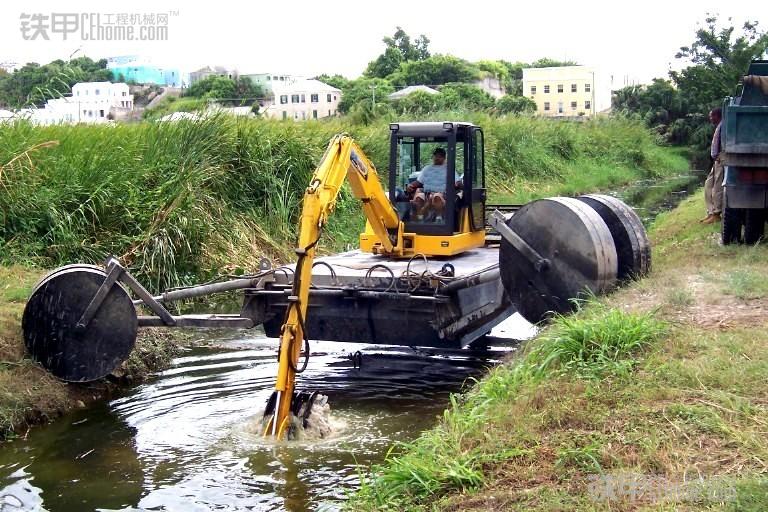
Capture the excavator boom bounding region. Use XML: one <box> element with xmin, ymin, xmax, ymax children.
<box><xmin>263</xmin><ymin>134</ymin><xmax>404</xmax><ymax>438</ymax></box>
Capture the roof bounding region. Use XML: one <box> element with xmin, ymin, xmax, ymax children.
<box><xmin>388</xmin><ymin>85</ymin><xmax>439</xmax><ymax>100</ymax></box>
<box><xmin>270</xmin><ymin>78</ymin><xmax>341</xmax><ymax>94</ymax></box>
<box><xmin>390</xmin><ymin>121</ymin><xmax>477</xmax><ymax>137</ymax></box>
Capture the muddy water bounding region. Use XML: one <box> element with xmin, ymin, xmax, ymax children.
<box><xmin>0</xmin><ymin>173</ymin><xmax>702</xmax><ymax>512</ymax></box>
<box><xmin>0</xmin><ymin>329</ymin><xmax>528</xmax><ymax>511</ymax></box>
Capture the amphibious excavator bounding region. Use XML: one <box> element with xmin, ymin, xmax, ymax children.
<box><xmin>22</xmin><ymin>121</ymin><xmax>650</xmax><ymax>439</ymax></box>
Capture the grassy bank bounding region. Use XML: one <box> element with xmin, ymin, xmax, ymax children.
<box><xmin>0</xmin><ymin>266</ymin><xmax>184</xmax><ymax>438</ymax></box>
<box><xmin>349</xmin><ymin>190</ymin><xmax>768</xmax><ymax>510</ymax></box>
<box><xmin>0</xmin><ymin>114</ymin><xmax>687</xmax><ymax>292</ymax></box>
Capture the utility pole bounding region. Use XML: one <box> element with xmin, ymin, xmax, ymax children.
<box><xmin>370</xmin><ymin>84</ymin><xmax>377</xmax><ymax>109</ymax></box>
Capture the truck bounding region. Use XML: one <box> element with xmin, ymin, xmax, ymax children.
<box><xmin>721</xmin><ymin>59</ymin><xmax>768</xmax><ymax>244</ymax></box>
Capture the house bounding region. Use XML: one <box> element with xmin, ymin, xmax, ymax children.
<box><xmin>241</xmin><ymin>73</ymin><xmax>299</xmax><ymax>94</ymax></box>
<box><xmin>388</xmin><ymin>85</ymin><xmax>439</xmax><ymax>100</ymax></box>
<box><xmin>107</xmin><ymin>56</ymin><xmax>182</xmax><ymax>87</ymax></box>
<box><xmin>18</xmin><ymin>82</ymin><xmax>134</xmax><ymax>125</ymax></box>
<box><xmin>190</xmin><ymin>66</ymin><xmax>239</xmax><ymax>84</ymax></box>
<box><xmin>475</xmin><ymin>76</ymin><xmax>505</xmax><ymax>99</ymax></box>
<box><xmin>522</xmin><ymin>66</ymin><xmax>604</xmax><ymax>117</ymax></box>
<box><xmin>260</xmin><ymin>78</ymin><xmax>342</xmax><ymax>120</ymax></box>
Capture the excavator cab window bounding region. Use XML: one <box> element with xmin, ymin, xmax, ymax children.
<box><xmin>389</xmin><ymin>122</ymin><xmax>476</xmax><ymax>236</ymax></box>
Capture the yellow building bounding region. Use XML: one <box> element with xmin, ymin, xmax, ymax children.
<box><xmin>522</xmin><ymin>66</ymin><xmax>596</xmax><ymax>117</ymax></box>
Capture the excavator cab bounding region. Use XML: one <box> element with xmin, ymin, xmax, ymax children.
<box><xmin>359</xmin><ymin>122</ymin><xmax>487</xmax><ymax>256</ymax></box>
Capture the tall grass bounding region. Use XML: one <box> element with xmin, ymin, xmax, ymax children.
<box><xmin>0</xmin><ymin>113</ymin><xmax>686</xmax><ymax>290</ymax></box>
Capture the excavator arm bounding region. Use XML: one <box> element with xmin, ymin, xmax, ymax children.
<box><xmin>263</xmin><ymin>134</ymin><xmax>404</xmax><ymax>438</ymax></box>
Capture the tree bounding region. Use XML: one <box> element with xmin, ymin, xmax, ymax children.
<box><xmin>529</xmin><ymin>57</ymin><xmax>578</xmax><ymax>68</ymax></box>
<box><xmin>313</xmin><ymin>74</ymin><xmax>350</xmax><ymax>90</ymax></box>
<box><xmin>437</xmin><ymin>83</ymin><xmax>495</xmax><ymax>111</ymax></box>
<box><xmin>0</xmin><ymin>56</ymin><xmax>112</xmax><ymax>108</ymax></box>
<box><xmin>186</xmin><ymin>75</ymin><xmax>237</xmax><ymax>100</ymax></box>
<box><xmin>610</xmin><ymin>16</ymin><xmax>766</xmax><ymax>158</ymax></box>
<box><xmin>388</xmin><ymin>55</ymin><xmax>480</xmax><ymax>87</ymax></box>
<box><xmin>393</xmin><ymin>90</ymin><xmax>440</xmax><ymax>115</ymax></box>
<box><xmin>495</xmin><ymin>95</ymin><xmax>537</xmax><ymax>115</ymax></box>
<box><xmin>672</xmin><ymin>16</ymin><xmax>768</xmax><ymax>112</ymax></box>
<box><xmin>365</xmin><ymin>27</ymin><xmax>431</xmax><ymax>78</ymax></box>
<box><xmin>612</xmin><ymin>79</ymin><xmax>686</xmax><ymax>126</ymax></box>
<box><xmin>337</xmin><ymin>78</ymin><xmax>394</xmax><ymax>113</ymax></box>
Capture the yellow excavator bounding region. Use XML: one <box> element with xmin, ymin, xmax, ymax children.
<box><xmin>261</xmin><ymin>123</ymin><xmax>488</xmax><ymax>438</ymax></box>
<box><xmin>23</xmin><ymin>121</ymin><xmax>650</xmax><ymax>441</ymax></box>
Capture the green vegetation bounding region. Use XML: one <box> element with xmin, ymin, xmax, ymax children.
<box><xmin>0</xmin><ymin>114</ymin><xmax>686</xmax><ymax>292</ymax></box>
<box><xmin>350</xmin><ymin>191</ymin><xmax>768</xmax><ymax>510</ymax></box>
<box><xmin>315</xmin><ymin>27</ymin><xmax>576</xmax><ymax>117</ymax></box>
<box><xmin>0</xmin><ymin>57</ymin><xmax>112</xmax><ymax>109</ymax></box>
<box><xmin>613</xmin><ymin>16</ymin><xmax>768</xmax><ymax>164</ymax></box>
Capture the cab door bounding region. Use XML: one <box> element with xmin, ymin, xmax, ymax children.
<box><xmin>468</xmin><ymin>128</ymin><xmax>486</xmax><ymax>231</ymax></box>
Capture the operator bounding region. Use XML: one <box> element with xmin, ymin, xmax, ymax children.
<box><xmin>406</xmin><ymin>147</ymin><xmax>463</xmax><ymax>221</ymax></box>
<box><xmin>701</xmin><ymin>107</ymin><xmax>724</xmax><ymax>224</ymax></box>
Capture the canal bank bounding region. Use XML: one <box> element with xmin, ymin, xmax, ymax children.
<box><xmin>350</xmin><ymin>190</ymin><xmax>768</xmax><ymax>511</ymax></box>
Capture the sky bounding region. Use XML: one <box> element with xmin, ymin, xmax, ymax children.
<box><xmin>1</xmin><ymin>0</ymin><xmax>766</xmax><ymax>87</ymax></box>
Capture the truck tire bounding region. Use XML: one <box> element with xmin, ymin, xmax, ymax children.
<box><xmin>744</xmin><ymin>209</ymin><xmax>766</xmax><ymax>245</ymax></box>
<box><xmin>721</xmin><ymin>207</ymin><xmax>744</xmax><ymax>245</ymax></box>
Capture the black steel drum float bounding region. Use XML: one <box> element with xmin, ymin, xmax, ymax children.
<box><xmin>23</xmin><ymin>264</ymin><xmax>138</xmax><ymax>382</ymax></box>
<box><xmin>496</xmin><ymin>197</ymin><xmax>618</xmax><ymax>323</ymax></box>
<box><xmin>577</xmin><ymin>194</ymin><xmax>651</xmax><ymax>280</ymax></box>
<box><xmin>21</xmin><ymin>196</ymin><xmax>649</xmax><ymax>381</ymax></box>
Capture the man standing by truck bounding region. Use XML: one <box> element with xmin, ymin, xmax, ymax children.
<box><xmin>701</xmin><ymin>107</ymin><xmax>724</xmax><ymax>224</ymax></box>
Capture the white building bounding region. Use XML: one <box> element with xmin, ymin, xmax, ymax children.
<box><xmin>9</xmin><ymin>82</ymin><xmax>134</xmax><ymax>125</ymax></box>
<box><xmin>261</xmin><ymin>78</ymin><xmax>341</xmax><ymax>120</ymax></box>
<box><xmin>475</xmin><ymin>76</ymin><xmax>505</xmax><ymax>99</ymax></box>
<box><xmin>241</xmin><ymin>73</ymin><xmax>299</xmax><ymax>94</ymax></box>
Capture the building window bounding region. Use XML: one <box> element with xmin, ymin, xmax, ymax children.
<box><xmin>544</xmin><ymin>85</ymin><xmax>550</xmax><ymax>94</ymax></box>
<box><xmin>282</xmin><ymin>111</ymin><xmax>287</xmax><ymax>119</ymax></box>
<box><xmin>311</xmin><ymin>94</ymin><xmax>319</xmax><ymax>103</ymax></box>
<box><xmin>530</xmin><ymin>85</ymin><xmax>536</xmax><ymax>95</ymax></box>
<box><xmin>557</xmin><ymin>102</ymin><xmax>564</xmax><ymax>114</ymax></box>
<box><xmin>100</xmin><ymin>109</ymin><xmax>105</xmax><ymax>117</ymax></box>
<box><xmin>300</xmin><ymin>94</ymin><xmax>306</xmax><ymax>103</ymax></box>
<box><xmin>280</xmin><ymin>95</ymin><xmax>288</xmax><ymax>104</ymax></box>
<box><xmin>291</xmin><ymin>94</ymin><xmax>300</xmax><ymax>103</ymax></box>
<box><xmin>557</xmin><ymin>84</ymin><xmax>564</xmax><ymax>93</ymax></box>
<box><xmin>570</xmin><ymin>101</ymin><xmax>577</xmax><ymax>111</ymax></box>
<box><xmin>571</xmin><ymin>83</ymin><xmax>577</xmax><ymax>93</ymax></box>
<box><xmin>313</xmin><ymin>110</ymin><xmax>318</xmax><ymax>119</ymax></box>
<box><xmin>328</xmin><ymin>109</ymin><xmax>332</xmax><ymax>116</ymax></box>
<box><xmin>544</xmin><ymin>102</ymin><xmax>550</xmax><ymax>111</ymax></box>
<box><xmin>585</xmin><ymin>83</ymin><xmax>591</xmax><ymax>92</ymax></box>
<box><xmin>333</xmin><ymin>95</ymin><xmax>337</xmax><ymax>100</ymax></box>
<box><xmin>585</xmin><ymin>100</ymin><xmax>592</xmax><ymax>110</ymax></box>
<box><xmin>327</xmin><ymin>93</ymin><xmax>332</xmax><ymax>102</ymax></box>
